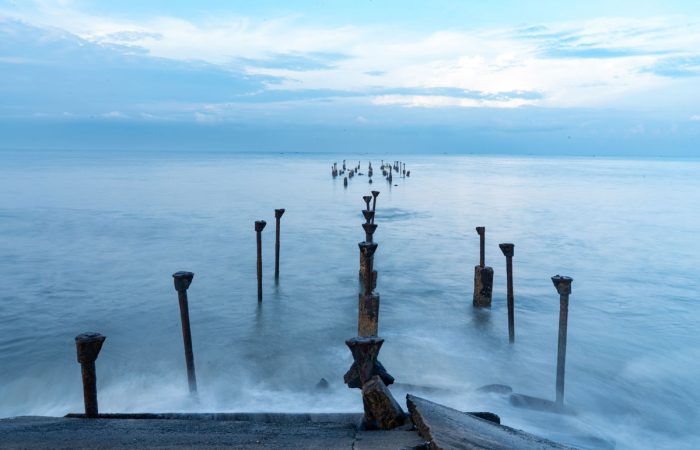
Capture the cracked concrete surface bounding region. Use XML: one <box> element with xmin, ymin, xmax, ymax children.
<box><xmin>0</xmin><ymin>415</ymin><xmax>426</xmax><ymax>449</ymax></box>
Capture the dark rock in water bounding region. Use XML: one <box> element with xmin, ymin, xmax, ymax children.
<box><xmin>315</xmin><ymin>378</ymin><xmax>330</xmax><ymax>390</ymax></box>
<box><xmin>361</xmin><ymin>376</ymin><xmax>405</xmax><ymax>430</ymax></box>
<box><xmin>510</xmin><ymin>393</ymin><xmax>575</xmax><ymax>415</ymax></box>
<box><xmin>477</xmin><ymin>384</ymin><xmax>513</xmax><ymax>395</ymax></box>
<box><xmin>466</xmin><ymin>411</ymin><xmax>501</xmax><ymax>424</ymax></box>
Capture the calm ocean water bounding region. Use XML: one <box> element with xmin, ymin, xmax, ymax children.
<box><xmin>0</xmin><ymin>150</ymin><xmax>698</xmax><ymax>449</ymax></box>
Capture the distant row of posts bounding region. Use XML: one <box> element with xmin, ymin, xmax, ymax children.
<box><xmin>332</xmin><ymin>159</ymin><xmax>411</xmax><ymax>187</ymax></box>
<box><xmin>471</xmin><ymin>225</ymin><xmax>574</xmax><ymax>409</ymax></box>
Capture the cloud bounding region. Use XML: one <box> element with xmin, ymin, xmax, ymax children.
<box><xmin>643</xmin><ymin>55</ymin><xmax>700</xmax><ymax>78</ymax></box>
<box><xmin>1</xmin><ymin>4</ymin><xmax>700</xmax><ymax>119</ymax></box>
<box><xmin>100</xmin><ymin>111</ymin><xmax>127</xmax><ymax>118</ymax></box>
<box><xmin>691</xmin><ymin>115</ymin><xmax>700</xmax><ymax>121</ymax></box>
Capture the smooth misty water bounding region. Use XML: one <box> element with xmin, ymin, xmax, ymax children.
<box><xmin>0</xmin><ymin>150</ymin><xmax>698</xmax><ymax>449</ymax></box>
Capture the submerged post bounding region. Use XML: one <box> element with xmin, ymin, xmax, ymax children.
<box><xmin>552</xmin><ymin>275</ymin><xmax>573</xmax><ymax>406</ymax></box>
<box><xmin>473</xmin><ymin>227</ymin><xmax>493</xmax><ymax>307</ymax></box>
<box><xmin>255</xmin><ymin>221</ymin><xmax>266</xmax><ymax>301</ymax></box>
<box><xmin>173</xmin><ymin>271</ymin><xmax>197</xmax><ymax>394</ymax></box>
<box><xmin>274</xmin><ymin>209</ymin><xmax>285</xmax><ymax>282</ymax></box>
<box><xmin>75</xmin><ymin>332</ymin><xmax>106</xmax><ymax>418</ymax></box>
<box><xmin>499</xmin><ymin>243</ymin><xmax>515</xmax><ymax>343</ymax></box>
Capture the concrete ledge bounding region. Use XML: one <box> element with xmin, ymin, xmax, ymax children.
<box><xmin>64</xmin><ymin>412</ymin><xmax>363</xmax><ymax>424</ymax></box>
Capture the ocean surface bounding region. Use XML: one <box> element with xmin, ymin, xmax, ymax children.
<box><xmin>0</xmin><ymin>150</ymin><xmax>698</xmax><ymax>449</ymax></box>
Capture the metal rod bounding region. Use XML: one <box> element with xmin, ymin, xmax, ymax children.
<box><xmin>552</xmin><ymin>275</ymin><xmax>573</xmax><ymax>406</ymax></box>
<box><xmin>476</xmin><ymin>226</ymin><xmax>486</xmax><ymax>267</ymax></box>
<box><xmin>255</xmin><ymin>221</ymin><xmax>266</xmax><ymax>301</ymax></box>
<box><xmin>371</xmin><ymin>191</ymin><xmax>379</xmax><ymax>224</ymax></box>
<box><xmin>75</xmin><ymin>332</ymin><xmax>106</xmax><ymax>417</ymax></box>
<box><xmin>274</xmin><ymin>209</ymin><xmax>285</xmax><ymax>282</ymax></box>
<box><xmin>499</xmin><ymin>243</ymin><xmax>515</xmax><ymax>343</ymax></box>
<box><xmin>173</xmin><ymin>271</ymin><xmax>197</xmax><ymax>393</ymax></box>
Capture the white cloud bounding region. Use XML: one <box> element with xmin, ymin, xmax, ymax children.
<box><xmin>691</xmin><ymin>115</ymin><xmax>700</xmax><ymax>121</ymax></box>
<box><xmin>2</xmin><ymin>3</ymin><xmax>700</xmax><ymax>110</ymax></box>
<box><xmin>100</xmin><ymin>111</ymin><xmax>126</xmax><ymax>119</ymax></box>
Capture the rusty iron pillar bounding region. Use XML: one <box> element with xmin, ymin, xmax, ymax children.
<box><xmin>363</xmin><ymin>195</ymin><xmax>372</xmax><ymax>211</ymax></box>
<box><xmin>274</xmin><ymin>209</ymin><xmax>285</xmax><ymax>282</ymax></box>
<box><xmin>473</xmin><ymin>227</ymin><xmax>493</xmax><ymax>307</ymax></box>
<box><xmin>358</xmin><ymin>241</ymin><xmax>380</xmax><ymax>336</ymax></box>
<box><xmin>371</xmin><ymin>191</ymin><xmax>379</xmax><ymax>222</ymax></box>
<box><xmin>359</xmin><ymin>223</ymin><xmax>378</xmax><ymax>288</ymax></box>
<box><xmin>173</xmin><ymin>271</ymin><xmax>197</xmax><ymax>394</ymax></box>
<box><xmin>499</xmin><ymin>243</ymin><xmax>515</xmax><ymax>343</ymax></box>
<box><xmin>552</xmin><ymin>275</ymin><xmax>573</xmax><ymax>406</ymax></box>
<box><xmin>255</xmin><ymin>220</ymin><xmax>266</xmax><ymax>301</ymax></box>
<box><xmin>75</xmin><ymin>332</ymin><xmax>106</xmax><ymax>418</ymax></box>
<box><xmin>476</xmin><ymin>226</ymin><xmax>486</xmax><ymax>267</ymax></box>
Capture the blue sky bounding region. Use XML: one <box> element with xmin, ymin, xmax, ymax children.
<box><xmin>1</xmin><ymin>0</ymin><xmax>699</xmax><ymax>154</ymax></box>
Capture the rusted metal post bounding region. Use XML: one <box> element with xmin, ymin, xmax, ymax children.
<box><xmin>499</xmin><ymin>243</ymin><xmax>515</xmax><ymax>343</ymax></box>
<box><xmin>255</xmin><ymin>221</ymin><xmax>266</xmax><ymax>301</ymax></box>
<box><xmin>476</xmin><ymin>226</ymin><xmax>485</xmax><ymax>267</ymax></box>
<box><xmin>552</xmin><ymin>275</ymin><xmax>573</xmax><ymax>406</ymax></box>
<box><xmin>75</xmin><ymin>332</ymin><xmax>106</xmax><ymax>418</ymax></box>
<box><xmin>473</xmin><ymin>227</ymin><xmax>493</xmax><ymax>307</ymax></box>
<box><xmin>274</xmin><ymin>209</ymin><xmax>285</xmax><ymax>282</ymax></box>
<box><xmin>358</xmin><ymin>241</ymin><xmax>380</xmax><ymax>336</ymax></box>
<box><xmin>363</xmin><ymin>195</ymin><xmax>372</xmax><ymax>211</ymax></box>
<box><xmin>173</xmin><ymin>271</ymin><xmax>197</xmax><ymax>393</ymax></box>
<box><xmin>371</xmin><ymin>191</ymin><xmax>379</xmax><ymax>223</ymax></box>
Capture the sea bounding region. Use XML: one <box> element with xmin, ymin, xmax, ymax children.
<box><xmin>0</xmin><ymin>149</ymin><xmax>698</xmax><ymax>449</ymax></box>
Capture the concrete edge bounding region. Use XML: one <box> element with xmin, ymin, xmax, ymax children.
<box><xmin>62</xmin><ymin>412</ymin><xmax>364</xmax><ymax>424</ymax></box>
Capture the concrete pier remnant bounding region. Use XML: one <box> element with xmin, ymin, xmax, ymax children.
<box><xmin>358</xmin><ymin>242</ymin><xmax>380</xmax><ymax>336</ymax></box>
<box><xmin>473</xmin><ymin>226</ymin><xmax>493</xmax><ymax>307</ymax></box>
<box><xmin>274</xmin><ymin>209</ymin><xmax>285</xmax><ymax>282</ymax></box>
<box><xmin>552</xmin><ymin>275</ymin><xmax>573</xmax><ymax>406</ymax></box>
<box><xmin>255</xmin><ymin>221</ymin><xmax>266</xmax><ymax>302</ymax></box>
<box><xmin>499</xmin><ymin>243</ymin><xmax>515</xmax><ymax>343</ymax></box>
<box><xmin>75</xmin><ymin>332</ymin><xmax>106</xmax><ymax>418</ymax></box>
<box><xmin>343</xmin><ymin>337</ymin><xmax>402</xmax><ymax>430</ymax></box>
<box><xmin>173</xmin><ymin>271</ymin><xmax>197</xmax><ymax>394</ymax></box>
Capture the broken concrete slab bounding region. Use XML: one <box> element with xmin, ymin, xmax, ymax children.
<box><xmin>406</xmin><ymin>395</ymin><xmax>576</xmax><ymax>450</ymax></box>
<box><xmin>362</xmin><ymin>375</ymin><xmax>406</xmax><ymax>430</ymax></box>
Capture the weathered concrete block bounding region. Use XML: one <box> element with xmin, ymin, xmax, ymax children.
<box><xmin>473</xmin><ymin>265</ymin><xmax>493</xmax><ymax>307</ymax></box>
<box><xmin>361</xmin><ymin>376</ymin><xmax>405</xmax><ymax>430</ymax></box>
<box><xmin>344</xmin><ymin>337</ymin><xmax>394</xmax><ymax>389</ymax></box>
<box><xmin>344</xmin><ymin>359</ymin><xmax>395</xmax><ymax>389</ymax></box>
<box><xmin>358</xmin><ymin>293</ymin><xmax>380</xmax><ymax>337</ymax></box>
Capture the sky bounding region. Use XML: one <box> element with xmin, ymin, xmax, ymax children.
<box><xmin>1</xmin><ymin>0</ymin><xmax>699</xmax><ymax>154</ymax></box>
